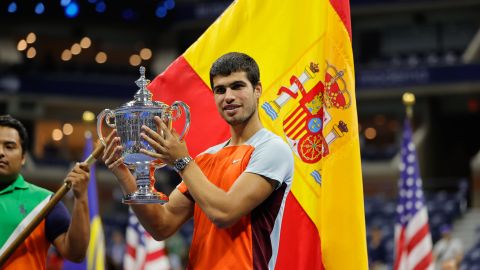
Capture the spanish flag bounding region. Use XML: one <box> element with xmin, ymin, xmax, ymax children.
<box><xmin>148</xmin><ymin>0</ymin><xmax>367</xmax><ymax>268</ymax></box>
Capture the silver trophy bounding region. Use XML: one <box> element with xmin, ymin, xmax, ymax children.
<box><xmin>97</xmin><ymin>66</ymin><xmax>190</xmax><ymax>204</ymax></box>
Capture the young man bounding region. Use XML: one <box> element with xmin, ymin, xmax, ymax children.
<box><xmin>103</xmin><ymin>52</ymin><xmax>294</xmax><ymax>269</ymax></box>
<box><xmin>0</xmin><ymin>115</ymin><xmax>91</xmax><ymax>269</ymax></box>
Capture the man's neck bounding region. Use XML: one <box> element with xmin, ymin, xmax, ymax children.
<box><xmin>0</xmin><ymin>174</ymin><xmax>18</xmax><ymax>191</ymax></box>
<box><xmin>228</xmin><ymin>116</ymin><xmax>263</xmax><ymax>146</ymax></box>
<box><xmin>0</xmin><ymin>180</ymin><xmax>13</xmax><ymax>191</ymax></box>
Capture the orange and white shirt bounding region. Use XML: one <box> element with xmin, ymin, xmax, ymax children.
<box><xmin>0</xmin><ymin>175</ymin><xmax>70</xmax><ymax>270</ymax></box>
<box><xmin>178</xmin><ymin>128</ymin><xmax>293</xmax><ymax>270</ymax></box>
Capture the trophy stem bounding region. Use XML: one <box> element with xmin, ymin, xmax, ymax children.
<box><xmin>122</xmin><ymin>163</ymin><xmax>168</xmax><ymax>204</ymax></box>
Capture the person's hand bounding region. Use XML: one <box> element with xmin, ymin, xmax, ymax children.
<box><xmin>101</xmin><ymin>129</ymin><xmax>131</xmax><ymax>178</ymax></box>
<box><xmin>440</xmin><ymin>260</ymin><xmax>457</xmax><ymax>270</ymax></box>
<box><xmin>140</xmin><ymin>116</ymin><xmax>190</xmax><ymax>166</ymax></box>
<box><xmin>65</xmin><ymin>162</ymin><xmax>90</xmax><ymax>200</ymax></box>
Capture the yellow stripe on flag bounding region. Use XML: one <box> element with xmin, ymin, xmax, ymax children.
<box><xmin>184</xmin><ymin>0</ymin><xmax>328</xmax><ymax>93</ymax></box>
<box><xmin>87</xmin><ymin>217</ymin><xmax>105</xmax><ymax>270</ymax></box>
<box><xmin>319</xmin><ymin>4</ymin><xmax>367</xmax><ymax>269</ymax></box>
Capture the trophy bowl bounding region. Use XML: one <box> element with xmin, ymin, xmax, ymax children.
<box><xmin>97</xmin><ymin>66</ymin><xmax>190</xmax><ymax>204</ymax></box>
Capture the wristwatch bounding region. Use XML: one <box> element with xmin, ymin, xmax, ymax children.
<box><xmin>173</xmin><ymin>156</ymin><xmax>193</xmax><ymax>172</ymax></box>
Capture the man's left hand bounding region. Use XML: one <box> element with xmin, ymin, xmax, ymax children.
<box><xmin>140</xmin><ymin>116</ymin><xmax>190</xmax><ymax>166</ymax></box>
<box><xmin>65</xmin><ymin>162</ymin><xmax>90</xmax><ymax>200</ymax></box>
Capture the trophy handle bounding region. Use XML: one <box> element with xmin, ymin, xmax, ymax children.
<box><xmin>97</xmin><ymin>109</ymin><xmax>116</xmax><ymax>146</ymax></box>
<box><xmin>170</xmin><ymin>101</ymin><xmax>191</xmax><ymax>140</ymax></box>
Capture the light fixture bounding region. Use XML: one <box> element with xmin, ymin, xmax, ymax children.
<box><xmin>26</xmin><ymin>47</ymin><xmax>37</xmax><ymax>58</ymax></box>
<box><xmin>82</xmin><ymin>111</ymin><xmax>95</xmax><ymax>122</ymax></box>
<box><xmin>139</xmin><ymin>48</ymin><xmax>152</xmax><ymax>60</ymax></box>
<box><xmin>34</xmin><ymin>2</ymin><xmax>45</xmax><ymax>15</ymax></box>
<box><xmin>95</xmin><ymin>51</ymin><xmax>107</xmax><ymax>64</ymax></box>
<box><xmin>71</xmin><ymin>43</ymin><xmax>81</xmax><ymax>55</ymax></box>
<box><xmin>62</xmin><ymin>123</ymin><xmax>74</xmax><ymax>135</ymax></box>
<box><xmin>129</xmin><ymin>54</ymin><xmax>141</xmax><ymax>66</ymax></box>
<box><xmin>164</xmin><ymin>0</ymin><xmax>175</xmax><ymax>10</ymax></box>
<box><xmin>65</xmin><ymin>1</ymin><xmax>79</xmax><ymax>18</ymax></box>
<box><xmin>17</xmin><ymin>39</ymin><xmax>27</xmax><ymax>51</ymax></box>
<box><xmin>155</xmin><ymin>5</ymin><xmax>167</xmax><ymax>18</ymax></box>
<box><xmin>95</xmin><ymin>1</ymin><xmax>106</xmax><ymax>13</ymax></box>
<box><xmin>52</xmin><ymin>129</ymin><xmax>63</xmax><ymax>141</ymax></box>
<box><xmin>364</xmin><ymin>127</ymin><xmax>377</xmax><ymax>140</ymax></box>
<box><xmin>61</xmin><ymin>49</ymin><xmax>72</xmax><ymax>61</ymax></box>
<box><xmin>26</xmin><ymin>32</ymin><xmax>37</xmax><ymax>44</ymax></box>
<box><xmin>80</xmin><ymin>37</ymin><xmax>91</xmax><ymax>49</ymax></box>
<box><xmin>60</xmin><ymin>0</ymin><xmax>71</xmax><ymax>7</ymax></box>
<box><xmin>7</xmin><ymin>2</ymin><xmax>17</xmax><ymax>13</ymax></box>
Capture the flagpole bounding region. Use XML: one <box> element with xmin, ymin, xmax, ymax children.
<box><xmin>0</xmin><ymin>136</ymin><xmax>108</xmax><ymax>267</ymax></box>
<box><xmin>402</xmin><ymin>91</ymin><xmax>416</xmax><ymax>121</ymax></box>
<box><xmin>395</xmin><ymin>92</ymin><xmax>434</xmax><ymax>269</ymax></box>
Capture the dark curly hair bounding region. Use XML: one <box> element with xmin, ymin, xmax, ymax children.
<box><xmin>209</xmin><ymin>52</ymin><xmax>260</xmax><ymax>89</ymax></box>
<box><xmin>0</xmin><ymin>115</ymin><xmax>28</xmax><ymax>155</ymax></box>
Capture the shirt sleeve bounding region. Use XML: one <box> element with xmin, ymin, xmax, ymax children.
<box><xmin>244</xmin><ymin>137</ymin><xmax>294</xmax><ymax>189</ymax></box>
<box><xmin>45</xmin><ymin>201</ymin><xmax>71</xmax><ymax>244</ymax></box>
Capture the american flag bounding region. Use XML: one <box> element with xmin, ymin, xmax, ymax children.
<box><xmin>394</xmin><ymin>119</ymin><xmax>433</xmax><ymax>270</ymax></box>
<box><xmin>124</xmin><ymin>209</ymin><xmax>170</xmax><ymax>270</ymax></box>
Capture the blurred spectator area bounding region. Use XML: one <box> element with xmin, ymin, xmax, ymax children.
<box><xmin>350</xmin><ymin>1</ymin><xmax>480</xmax><ymax>207</ymax></box>
<box><xmin>462</xmin><ymin>233</ymin><xmax>480</xmax><ymax>269</ymax></box>
<box><xmin>351</xmin><ymin>0</ymin><xmax>480</xmax><ymax>69</ymax></box>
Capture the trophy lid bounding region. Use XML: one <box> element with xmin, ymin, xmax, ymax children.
<box><xmin>118</xmin><ymin>66</ymin><xmax>166</xmax><ymax>110</ymax></box>
<box><xmin>133</xmin><ymin>66</ymin><xmax>153</xmax><ymax>105</ymax></box>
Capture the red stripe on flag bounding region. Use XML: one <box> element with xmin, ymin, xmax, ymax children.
<box><xmin>413</xmin><ymin>252</ymin><xmax>433</xmax><ymax>270</ymax></box>
<box><xmin>329</xmin><ymin>0</ymin><xmax>352</xmax><ymax>40</ymax></box>
<box><xmin>285</xmin><ymin>114</ymin><xmax>306</xmax><ymax>138</ymax></box>
<box><xmin>148</xmin><ymin>56</ymin><xmax>230</xmax><ymax>157</ymax></box>
<box><xmin>275</xmin><ymin>193</ymin><xmax>324</xmax><ymax>270</ymax></box>
<box><xmin>291</xmin><ymin>122</ymin><xmax>307</xmax><ymax>138</ymax></box>
<box><xmin>127</xmin><ymin>244</ymin><xmax>136</xmax><ymax>258</ymax></box>
<box><xmin>394</xmin><ymin>228</ymin><xmax>406</xmax><ymax>270</ymax></box>
<box><xmin>407</xmin><ymin>223</ymin><xmax>430</xmax><ymax>252</ymax></box>
<box><xmin>145</xmin><ymin>249</ymin><xmax>166</xmax><ymax>261</ymax></box>
<box><xmin>284</xmin><ymin>106</ymin><xmax>302</xmax><ymax>126</ymax></box>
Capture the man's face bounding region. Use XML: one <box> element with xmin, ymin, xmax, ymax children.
<box><xmin>212</xmin><ymin>71</ymin><xmax>261</xmax><ymax>126</ymax></box>
<box><xmin>0</xmin><ymin>126</ymin><xmax>25</xmax><ymax>183</ymax></box>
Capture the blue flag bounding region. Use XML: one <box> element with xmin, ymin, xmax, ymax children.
<box><xmin>63</xmin><ymin>131</ymin><xmax>106</xmax><ymax>270</ymax></box>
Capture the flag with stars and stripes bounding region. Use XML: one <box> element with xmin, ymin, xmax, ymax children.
<box><xmin>394</xmin><ymin>119</ymin><xmax>433</xmax><ymax>270</ymax></box>
<box><xmin>124</xmin><ymin>209</ymin><xmax>170</xmax><ymax>270</ymax></box>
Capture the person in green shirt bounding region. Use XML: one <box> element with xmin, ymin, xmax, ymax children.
<box><xmin>0</xmin><ymin>115</ymin><xmax>91</xmax><ymax>269</ymax></box>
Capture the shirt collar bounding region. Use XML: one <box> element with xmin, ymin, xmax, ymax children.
<box><xmin>0</xmin><ymin>174</ymin><xmax>28</xmax><ymax>194</ymax></box>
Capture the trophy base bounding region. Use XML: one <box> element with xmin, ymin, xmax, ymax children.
<box><xmin>122</xmin><ymin>191</ymin><xmax>169</xmax><ymax>204</ymax></box>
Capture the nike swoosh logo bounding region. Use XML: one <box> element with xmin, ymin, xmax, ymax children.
<box><xmin>232</xmin><ymin>159</ymin><xmax>241</xmax><ymax>164</ymax></box>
